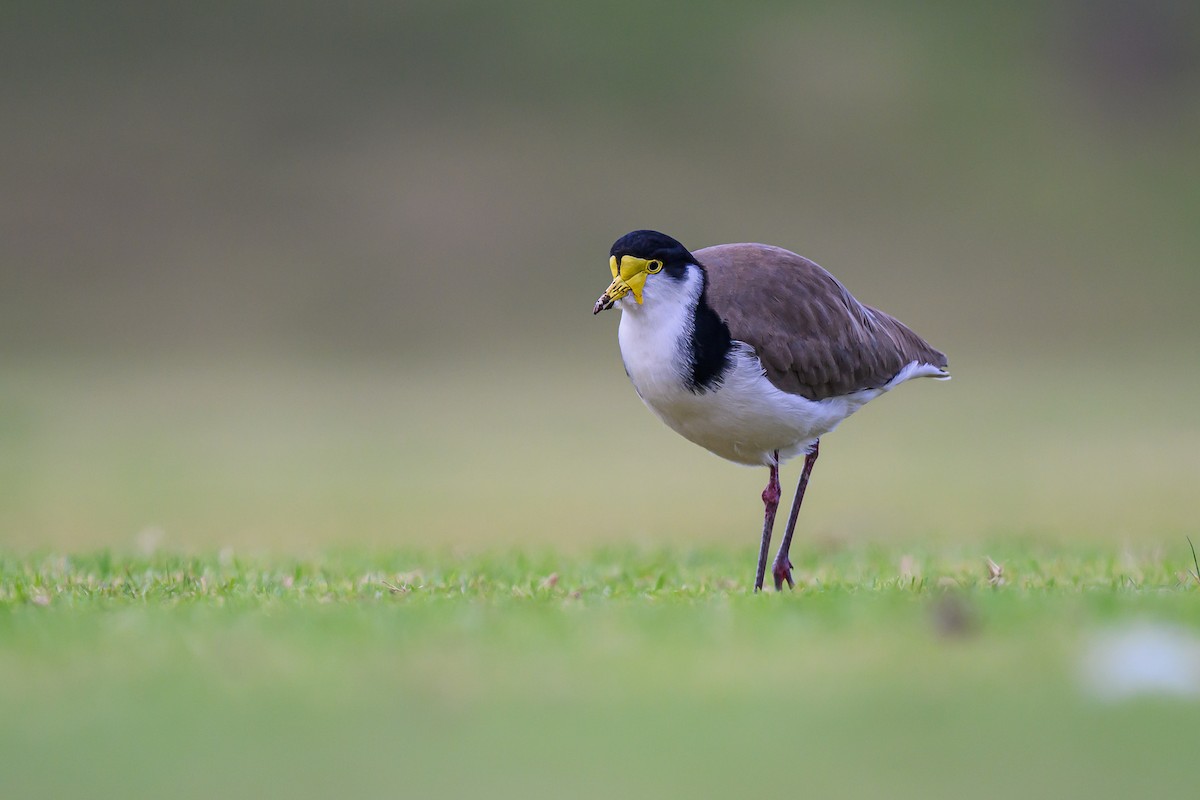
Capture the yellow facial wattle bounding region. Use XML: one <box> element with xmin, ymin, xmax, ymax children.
<box><xmin>601</xmin><ymin>255</ymin><xmax>661</xmax><ymax>306</ymax></box>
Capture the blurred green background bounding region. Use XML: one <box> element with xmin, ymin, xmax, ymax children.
<box><xmin>4</xmin><ymin>5</ymin><xmax>1200</xmax><ymax>799</ymax></box>
<box><xmin>2</xmin><ymin>0</ymin><xmax>1198</xmax><ymax>550</ymax></box>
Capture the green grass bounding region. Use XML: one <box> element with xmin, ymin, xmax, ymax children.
<box><xmin>3</xmin><ymin>544</ymin><xmax>1199</xmax><ymax>799</ymax></box>
<box><xmin>4</xmin><ymin>359</ymin><xmax>1199</xmax><ymax>797</ymax></box>
<box><xmin>3</xmin><ymin>543</ymin><xmax>1198</xmax><ymax>605</ymax></box>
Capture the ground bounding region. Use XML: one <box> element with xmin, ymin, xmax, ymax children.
<box><xmin>3</xmin><ymin>544</ymin><xmax>1199</xmax><ymax>799</ymax></box>
<box><xmin>2</xmin><ymin>359</ymin><xmax>1198</xmax><ymax>798</ymax></box>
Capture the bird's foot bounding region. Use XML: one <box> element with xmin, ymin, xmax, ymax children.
<box><xmin>771</xmin><ymin>557</ymin><xmax>794</xmax><ymax>591</ymax></box>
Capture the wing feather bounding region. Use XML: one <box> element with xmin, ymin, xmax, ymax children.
<box><xmin>696</xmin><ymin>243</ymin><xmax>948</xmax><ymax>400</ymax></box>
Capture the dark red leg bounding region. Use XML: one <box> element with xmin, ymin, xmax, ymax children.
<box><xmin>753</xmin><ymin>452</ymin><xmax>782</xmax><ymax>593</ymax></box>
<box><xmin>772</xmin><ymin>440</ymin><xmax>820</xmax><ymax>591</ymax></box>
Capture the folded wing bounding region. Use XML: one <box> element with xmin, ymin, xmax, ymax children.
<box><xmin>696</xmin><ymin>243</ymin><xmax>948</xmax><ymax>401</ymax></box>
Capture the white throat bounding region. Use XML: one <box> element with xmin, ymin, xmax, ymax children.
<box><xmin>615</xmin><ymin>265</ymin><xmax>704</xmax><ymax>394</ymax></box>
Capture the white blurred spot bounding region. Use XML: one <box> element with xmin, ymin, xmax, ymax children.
<box><xmin>136</xmin><ymin>525</ymin><xmax>165</xmax><ymax>556</ymax></box>
<box><xmin>1081</xmin><ymin>622</ymin><xmax>1200</xmax><ymax>701</ymax></box>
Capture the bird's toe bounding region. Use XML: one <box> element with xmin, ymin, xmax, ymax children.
<box><xmin>771</xmin><ymin>558</ymin><xmax>795</xmax><ymax>591</ymax></box>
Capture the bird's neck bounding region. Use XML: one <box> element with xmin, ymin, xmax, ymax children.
<box><xmin>619</xmin><ymin>264</ymin><xmax>733</xmax><ymax>395</ymax></box>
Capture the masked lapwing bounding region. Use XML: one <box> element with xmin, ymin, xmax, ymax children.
<box><xmin>593</xmin><ymin>230</ymin><xmax>949</xmax><ymax>592</ymax></box>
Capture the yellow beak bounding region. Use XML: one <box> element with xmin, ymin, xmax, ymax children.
<box><xmin>593</xmin><ymin>255</ymin><xmax>655</xmax><ymax>314</ymax></box>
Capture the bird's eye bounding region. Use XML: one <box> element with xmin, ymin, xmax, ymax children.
<box><xmin>646</xmin><ymin>260</ymin><xmax>663</xmax><ymax>274</ymax></box>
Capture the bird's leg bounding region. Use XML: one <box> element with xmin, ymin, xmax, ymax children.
<box><xmin>772</xmin><ymin>440</ymin><xmax>820</xmax><ymax>591</ymax></box>
<box><xmin>754</xmin><ymin>452</ymin><xmax>782</xmax><ymax>593</ymax></box>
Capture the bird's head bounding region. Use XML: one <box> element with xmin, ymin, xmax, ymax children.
<box><xmin>593</xmin><ymin>230</ymin><xmax>694</xmax><ymax>314</ymax></box>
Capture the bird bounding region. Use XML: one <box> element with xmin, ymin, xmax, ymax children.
<box><xmin>593</xmin><ymin>230</ymin><xmax>949</xmax><ymax>592</ymax></box>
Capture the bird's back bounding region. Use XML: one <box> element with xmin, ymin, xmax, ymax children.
<box><xmin>696</xmin><ymin>243</ymin><xmax>948</xmax><ymax>401</ymax></box>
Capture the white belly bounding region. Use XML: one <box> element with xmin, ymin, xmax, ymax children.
<box><xmin>628</xmin><ymin>340</ymin><xmax>878</xmax><ymax>466</ymax></box>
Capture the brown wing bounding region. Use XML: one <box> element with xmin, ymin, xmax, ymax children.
<box><xmin>696</xmin><ymin>243</ymin><xmax>948</xmax><ymax>401</ymax></box>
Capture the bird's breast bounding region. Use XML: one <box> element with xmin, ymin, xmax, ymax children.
<box><xmin>621</xmin><ymin>333</ymin><xmax>860</xmax><ymax>466</ymax></box>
